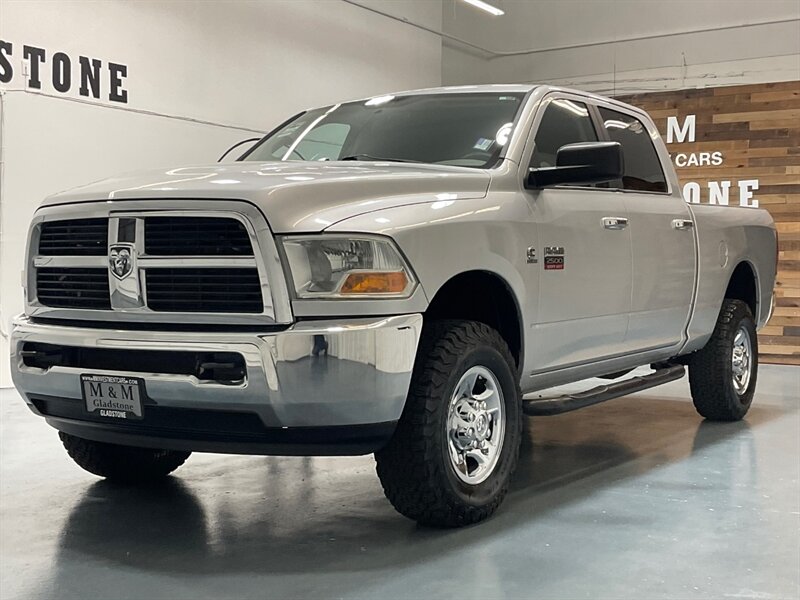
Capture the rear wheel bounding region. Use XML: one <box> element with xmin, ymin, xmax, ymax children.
<box><xmin>59</xmin><ymin>432</ymin><xmax>191</xmax><ymax>483</ymax></box>
<box><xmin>689</xmin><ymin>299</ymin><xmax>758</xmax><ymax>421</ymax></box>
<box><xmin>375</xmin><ymin>320</ymin><xmax>522</xmax><ymax>527</ymax></box>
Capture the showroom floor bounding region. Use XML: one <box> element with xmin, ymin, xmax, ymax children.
<box><xmin>1</xmin><ymin>365</ymin><xmax>798</xmax><ymax>600</ymax></box>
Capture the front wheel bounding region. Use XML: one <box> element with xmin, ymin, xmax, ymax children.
<box><xmin>59</xmin><ymin>432</ymin><xmax>191</xmax><ymax>483</ymax></box>
<box><xmin>375</xmin><ymin>320</ymin><xmax>522</xmax><ymax>527</ymax></box>
<box><xmin>689</xmin><ymin>299</ymin><xmax>758</xmax><ymax>421</ymax></box>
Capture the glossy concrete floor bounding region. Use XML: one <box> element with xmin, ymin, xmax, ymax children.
<box><xmin>1</xmin><ymin>365</ymin><xmax>798</xmax><ymax>600</ymax></box>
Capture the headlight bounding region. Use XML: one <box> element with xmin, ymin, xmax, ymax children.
<box><xmin>280</xmin><ymin>235</ymin><xmax>416</xmax><ymax>298</ymax></box>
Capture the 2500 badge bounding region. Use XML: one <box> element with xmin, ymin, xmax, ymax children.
<box><xmin>544</xmin><ymin>246</ymin><xmax>565</xmax><ymax>270</ymax></box>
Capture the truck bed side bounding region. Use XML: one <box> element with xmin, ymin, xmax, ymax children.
<box><xmin>681</xmin><ymin>203</ymin><xmax>777</xmax><ymax>355</ymax></box>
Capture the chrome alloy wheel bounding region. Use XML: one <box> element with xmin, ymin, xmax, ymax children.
<box><xmin>731</xmin><ymin>324</ymin><xmax>753</xmax><ymax>395</ymax></box>
<box><xmin>446</xmin><ymin>366</ymin><xmax>505</xmax><ymax>485</ymax></box>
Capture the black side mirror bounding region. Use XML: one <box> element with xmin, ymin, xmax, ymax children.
<box><xmin>526</xmin><ymin>141</ymin><xmax>624</xmax><ymax>188</ymax></box>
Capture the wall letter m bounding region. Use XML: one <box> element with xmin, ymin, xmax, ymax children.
<box><xmin>667</xmin><ymin>114</ymin><xmax>696</xmax><ymax>144</ymax></box>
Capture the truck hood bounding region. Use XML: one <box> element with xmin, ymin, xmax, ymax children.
<box><xmin>41</xmin><ymin>162</ymin><xmax>491</xmax><ymax>232</ymax></box>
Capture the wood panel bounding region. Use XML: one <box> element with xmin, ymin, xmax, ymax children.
<box><xmin>618</xmin><ymin>81</ymin><xmax>800</xmax><ymax>364</ymax></box>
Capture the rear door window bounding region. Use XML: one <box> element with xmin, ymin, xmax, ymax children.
<box><xmin>599</xmin><ymin>107</ymin><xmax>668</xmax><ymax>193</ymax></box>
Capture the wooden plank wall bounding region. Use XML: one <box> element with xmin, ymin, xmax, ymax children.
<box><xmin>618</xmin><ymin>81</ymin><xmax>800</xmax><ymax>365</ymax></box>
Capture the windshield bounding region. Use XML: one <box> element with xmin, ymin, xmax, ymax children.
<box><xmin>242</xmin><ymin>93</ymin><xmax>526</xmax><ymax>168</ymax></box>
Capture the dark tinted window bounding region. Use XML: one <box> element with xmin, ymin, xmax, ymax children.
<box><xmin>530</xmin><ymin>99</ymin><xmax>597</xmax><ymax>168</ymax></box>
<box><xmin>599</xmin><ymin>107</ymin><xmax>667</xmax><ymax>192</ymax></box>
<box><xmin>244</xmin><ymin>93</ymin><xmax>525</xmax><ymax>168</ymax></box>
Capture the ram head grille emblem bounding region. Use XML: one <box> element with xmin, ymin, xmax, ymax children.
<box><xmin>109</xmin><ymin>245</ymin><xmax>134</xmax><ymax>280</ymax></box>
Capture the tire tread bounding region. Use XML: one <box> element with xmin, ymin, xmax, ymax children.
<box><xmin>59</xmin><ymin>432</ymin><xmax>190</xmax><ymax>482</ymax></box>
<box><xmin>689</xmin><ymin>299</ymin><xmax>757</xmax><ymax>421</ymax></box>
<box><xmin>375</xmin><ymin>319</ymin><xmax>521</xmax><ymax>527</ymax></box>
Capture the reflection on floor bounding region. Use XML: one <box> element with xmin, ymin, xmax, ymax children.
<box><xmin>1</xmin><ymin>365</ymin><xmax>798</xmax><ymax>600</ymax></box>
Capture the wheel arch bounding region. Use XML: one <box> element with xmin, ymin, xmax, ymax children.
<box><xmin>424</xmin><ymin>270</ymin><xmax>524</xmax><ymax>370</ymax></box>
<box><xmin>725</xmin><ymin>260</ymin><xmax>759</xmax><ymax>318</ymax></box>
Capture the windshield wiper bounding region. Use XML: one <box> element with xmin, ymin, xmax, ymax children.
<box><xmin>339</xmin><ymin>154</ymin><xmax>422</xmax><ymax>163</ymax></box>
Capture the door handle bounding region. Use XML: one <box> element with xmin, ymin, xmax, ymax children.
<box><xmin>672</xmin><ymin>219</ymin><xmax>694</xmax><ymax>230</ymax></box>
<box><xmin>602</xmin><ymin>217</ymin><xmax>629</xmax><ymax>230</ymax></box>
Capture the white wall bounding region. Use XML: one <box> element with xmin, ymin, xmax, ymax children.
<box><xmin>0</xmin><ymin>0</ymin><xmax>443</xmax><ymax>386</ymax></box>
<box><xmin>441</xmin><ymin>0</ymin><xmax>800</xmax><ymax>93</ymax></box>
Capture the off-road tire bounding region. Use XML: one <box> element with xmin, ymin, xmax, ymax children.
<box><xmin>689</xmin><ymin>299</ymin><xmax>758</xmax><ymax>421</ymax></box>
<box><xmin>59</xmin><ymin>432</ymin><xmax>191</xmax><ymax>483</ymax></box>
<box><xmin>375</xmin><ymin>320</ymin><xmax>522</xmax><ymax>527</ymax></box>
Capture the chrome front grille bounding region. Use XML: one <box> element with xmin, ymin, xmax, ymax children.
<box><xmin>144</xmin><ymin>216</ymin><xmax>254</xmax><ymax>256</ymax></box>
<box><xmin>38</xmin><ymin>218</ymin><xmax>108</xmax><ymax>256</ymax></box>
<box><xmin>36</xmin><ymin>268</ymin><xmax>111</xmax><ymax>309</ymax></box>
<box><xmin>145</xmin><ymin>268</ymin><xmax>263</xmax><ymax>313</ymax></box>
<box><xmin>27</xmin><ymin>201</ymin><xmax>289</xmax><ymax>325</ymax></box>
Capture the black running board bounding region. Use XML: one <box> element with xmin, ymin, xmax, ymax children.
<box><xmin>522</xmin><ymin>364</ymin><xmax>685</xmax><ymax>416</ymax></box>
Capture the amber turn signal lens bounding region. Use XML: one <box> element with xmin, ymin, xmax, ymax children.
<box><xmin>340</xmin><ymin>271</ymin><xmax>408</xmax><ymax>294</ymax></box>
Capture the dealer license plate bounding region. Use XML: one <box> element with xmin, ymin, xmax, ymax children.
<box><xmin>81</xmin><ymin>374</ymin><xmax>144</xmax><ymax>420</ymax></box>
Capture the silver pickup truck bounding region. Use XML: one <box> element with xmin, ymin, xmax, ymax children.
<box><xmin>10</xmin><ymin>85</ymin><xmax>777</xmax><ymax>527</ymax></box>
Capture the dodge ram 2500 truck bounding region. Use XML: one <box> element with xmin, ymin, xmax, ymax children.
<box><xmin>10</xmin><ymin>85</ymin><xmax>777</xmax><ymax>527</ymax></box>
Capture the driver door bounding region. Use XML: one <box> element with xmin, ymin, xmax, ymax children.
<box><xmin>522</xmin><ymin>96</ymin><xmax>633</xmax><ymax>373</ymax></box>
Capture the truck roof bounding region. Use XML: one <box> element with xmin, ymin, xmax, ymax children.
<box><xmin>386</xmin><ymin>84</ymin><xmax>539</xmax><ymax>95</ymax></box>
<box><xmin>356</xmin><ymin>84</ymin><xmax>644</xmax><ymax>116</ymax></box>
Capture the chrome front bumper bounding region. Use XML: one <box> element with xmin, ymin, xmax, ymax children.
<box><xmin>10</xmin><ymin>314</ymin><xmax>422</xmax><ymax>454</ymax></box>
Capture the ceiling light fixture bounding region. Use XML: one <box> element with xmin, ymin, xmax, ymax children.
<box><xmin>461</xmin><ymin>0</ymin><xmax>504</xmax><ymax>16</ymax></box>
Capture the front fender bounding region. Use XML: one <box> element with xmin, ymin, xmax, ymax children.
<box><xmin>326</xmin><ymin>196</ymin><xmax>534</xmax><ymax>330</ymax></box>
